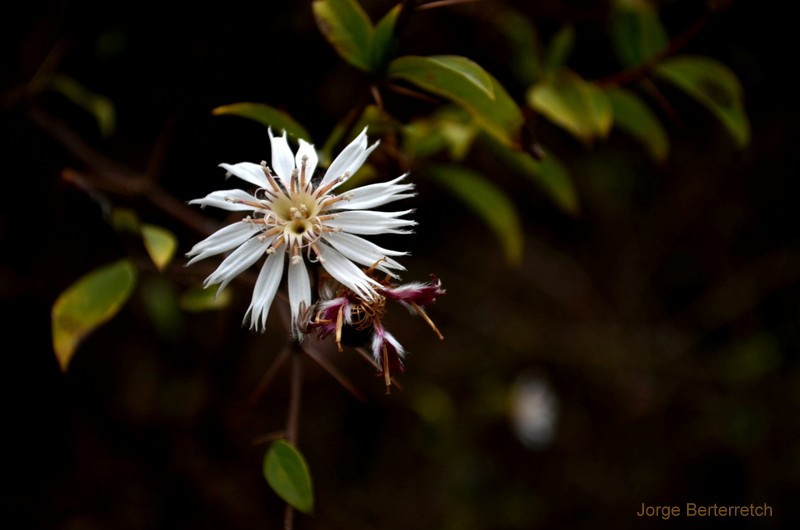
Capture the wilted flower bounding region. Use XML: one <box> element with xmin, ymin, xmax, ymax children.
<box><xmin>309</xmin><ymin>268</ymin><xmax>445</xmax><ymax>392</ymax></box>
<box><xmin>187</xmin><ymin>128</ymin><xmax>416</xmax><ymax>334</ymax></box>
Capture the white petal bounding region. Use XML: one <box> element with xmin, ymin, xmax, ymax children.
<box><xmin>295</xmin><ymin>139</ymin><xmax>318</xmax><ymax>181</ymax></box>
<box><xmin>219</xmin><ymin>162</ymin><xmax>268</xmax><ymax>188</ymax></box>
<box><xmin>324</xmin><ymin>210</ymin><xmax>417</xmax><ymax>235</ymax></box>
<box><xmin>244</xmin><ymin>250</ymin><xmax>285</xmax><ymax>331</ymax></box>
<box><xmin>188</xmin><ymin>189</ymin><xmax>264</xmax><ymax>212</ymax></box>
<box><xmin>338</xmin><ymin>174</ymin><xmax>415</xmax><ymax>210</ymax></box>
<box><xmin>203</xmin><ymin>236</ymin><xmax>270</xmax><ymax>293</ymax></box>
<box><xmin>322</xmin><ymin>231</ymin><xmax>406</xmax><ymax>276</ymax></box>
<box><xmin>186</xmin><ymin>221</ymin><xmax>262</xmax><ymax>264</ymax></box>
<box><xmin>320</xmin><ymin>127</ymin><xmax>377</xmax><ymax>190</ymax></box>
<box><xmin>269</xmin><ymin>128</ymin><xmax>295</xmax><ymax>187</ymax></box>
<box><xmin>288</xmin><ymin>259</ymin><xmax>312</xmax><ymax>335</ymax></box>
<box><xmin>317</xmin><ymin>244</ymin><xmax>380</xmax><ymax>300</ymax></box>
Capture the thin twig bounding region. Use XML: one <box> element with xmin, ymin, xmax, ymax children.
<box><xmin>304</xmin><ymin>346</ymin><xmax>367</xmax><ymax>401</ymax></box>
<box><xmin>249</xmin><ymin>344</ymin><xmax>293</xmax><ymax>406</ymax></box>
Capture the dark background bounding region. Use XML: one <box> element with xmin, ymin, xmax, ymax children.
<box><xmin>2</xmin><ymin>1</ymin><xmax>798</xmax><ymax>529</ymax></box>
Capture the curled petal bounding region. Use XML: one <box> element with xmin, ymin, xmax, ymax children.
<box><xmin>219</xmin><ymin>162</ymin><xmax>269</xmax><ymax>189</ymax></box>
<box><xmin>339</xmin><ymin>174</ymin><xmax>416</xmax><ymax>210</ymax></box>
<box><xmin>324</xmin><ymin>210</ymin><xmax>417</xmax><ymax>235</ymax></box>
<box><xmin>186</xmin><ymin>220</ymin><xmax>263</xmax><ymax>265</ymax></box>
<box><xmin>188</xmin><ymin>189</ymin><xmax>264</xmax><ymax>212</ymax></box>
<box><xmin>321</xmin><ymin>231</ymin><xmax>406</xmax><ymax>277</ymax></box>
<box><xmin>320</xmin><ymin>127</ymin><xmax>377</xmax><ymax>190</ymax></box>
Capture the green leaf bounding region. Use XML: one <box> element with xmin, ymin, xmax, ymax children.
<box><xmin>426</xmin><ymin>163</ymin><xmax>524</xmax><ymax>266</ymax></box>
<box><xmin>212</xmin><ymin>103</ymin><xmax>311</xmax><ymax>141</ymax></box>
<box><xmin>388</xmin><ymin>55</ymin><xmax>524</xmax><ymax>146</ymax></box>
<box><xmin>141</xmin><ymin>224</ymin><xmax>178</xmax><ymax>271</ymax></box>
<box><xmin>491</xmin><ymin>7</ymin><xmax>543</xmax><ymax>85</ymax></box>
<box><xmin>52</xmin><ymin>259</ymin><xmax>137</xmax><ymax>371</ymax></box>
<box><xmin>369</xmin><ymin>3</ymin><xmax>402</xmax><ymax>72</ymax></box>
<box><xmin>655</xmin><ymin>55</ymin><xmax>750</xmax><ymax>147</ymax></box>
<box><xmin>527</xmin><ymin>70</ymin><xmax>611</xmax><ymax>143</ymax></box>
<box><xmin>544</xmin><ymin>26</ymin><xmax>575</xmax><ymax>73</ymax></box>
<box><xmin>313</xmin><ymin>0</ymin><xmax>374</xmax><ymax>71</ymax></box>
<box><xmin>605</xmin><ymin>86</ymin><xmax>669</xmax><ymax>161</ymax></box>
<box><xmin>610</xmin><ymin>0</ymin><xmax>669</xmax><ymax>67</ymax></box>
<box><xmin>179</xmin><ymin>285</ymin><xmax>232</xmax><ymax>312</ymax></box>
<box><xmin>263</xmin><ymin>440</ymin><xmax>314</xmax><ymax>514</ymax></box>
<box><xmin>48</xmin><ymin>74</ymin><xmax>115</xmax><ymax>137</ymax></box>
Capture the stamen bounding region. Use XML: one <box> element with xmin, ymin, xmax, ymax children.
<box><xmin>299</xmin><ymin>154</ymin><xmax>308</xmax><ymax>189</ymax></box>
<box><xmin>410</xmin><ymin>301</ymin><xmax>444</xmax><ymax>340</ymax></box>
<box><xmin>260</xmin><ymin>162</ymin><xmax>283</xmax><ymax>194</ymax></box>
<box><xmin>335</xmin><ymin>306</ymin><xmax>344</xmax><ymax>352</ymax></box>
<box><xmin>382</xmin><ymin>344</ymin><xmax>391</xmax><ymax>395</ymax></box>
<box><xmin>314</xmin><ymin>173</ymin><xmax>348</xmax><ymax>198</ymax></box>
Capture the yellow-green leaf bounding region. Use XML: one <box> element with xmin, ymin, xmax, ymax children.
<box><xmin>388</xmin><ymin>55</ymin><xmax>523</xmax><ymax>146</ymax></box>
<box><xmin>527</xmin><ymin>70</ymin><xmax>611</xmax><ymax>144</ymax></box>
<box><xmin>426</xmin><ymin>163</ymin><xmax>524</xmax><ymax>266</ymax></box>
<box><xmin>48</xmin><ymin>74</ymin><xmax>116</xmax><ymax>137</ymax></box>
<box><xmin>313</xmin><ymin>0</ymin><xmax>374</xmax><ymax>71</ymax></box>
<box><xmin>212</xmin><ymin>103</ymin><xmax>311</xmax><ymax>141</ymax></box>
<box><xmin>605</xmin><ymin>86</ymin><xmax>669</xmax><ymax>161</ymax></box>
<box><xmin>141</xmin><ymin>224</ymin><xmax>177</xmax><ymax>271</ymax></box>
<box><xmin>484</xmin><ymin>136</ymin><xmax>579</xmax><ymax>215</ymax></box>
<box><xmin>655</xmin><ymin>55</ymin><xmax>750</xmax><ymax>147</ymax></box>
<box><xmin>52</xmin><ymin>259</ymin><xmax>137</xmax><ymax>371</ymax></box>
<box><xmin>264</xmin><ymin>440</ymin><xmax>314</xmax><ymax>514</ymax></box>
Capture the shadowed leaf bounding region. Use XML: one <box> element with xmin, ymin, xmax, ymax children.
<box><xmin>426</xmin><ymin>163</ymin><xmax>524</xmax><ymax>266</ymax></box>
<box><xmin>49</xmin><ymin>74</ymin><xmax>116</xmax><ymax>137</ymax></box>
<box><xmin>605</xmin><ymin>86</ymin><xmax>669</xmax><ymax>161</ymax></box>
<box><xmin>610</xmin><ymin>0</ymin><xmax>669</xmax><ymax>67</ymax></box>
<box><xmin>655</xmin><ymin>55</ymin><xmax>750</xmax><ymax>147</ymax></box>
<box><xmin>369</xmin><ymin>3</ymin><xmax>402</xmax><ymax>72</ymax></box>
<box><xmin>179</xmin><ymin>285</ymin><xmax>232</xmax><ymax>312</ymax></box>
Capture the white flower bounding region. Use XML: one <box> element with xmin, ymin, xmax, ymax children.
<box><xmin>187</xmin><ymin>127</ymin><xmax>416</xmax><ymax>334</ymax></box>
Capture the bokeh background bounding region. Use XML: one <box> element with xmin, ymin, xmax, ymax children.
<box><xmin>3</xmin><ymin>0</ymin><xmax>798</xmax><ymax>529</ymax></box>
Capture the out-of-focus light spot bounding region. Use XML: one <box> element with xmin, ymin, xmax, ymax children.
<box><xmin>511</xmin><ymin>371</ymin><xmax>559</xmax><ymax>450</ymax></box>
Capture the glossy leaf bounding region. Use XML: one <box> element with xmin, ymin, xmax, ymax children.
<box><xmin>313</xmin><ymin>0</ymin><xmax>374</xmax><ymax>71</ymax></box>
<box><xmin>142</xmin><ymin>224</ymin><xmax>178</xmax><ymax>271</ymax></box>
<box><xmin>212</xmin><ymin>103</ymin><xmax>311</xmax><ymax>141</ymax></box>
<box><xmin>426</xmin><ymin>163</ymin><xmax>524</xmax><ymax>266</ymax></box>
<box><xmin>388</xmin><ymin>55</ymin><xmax>523</xmax><ymax>146</ymax></box>
<box><xmin>179</xmin><ymin>285</ymin><xmax>232</xmax><ymax>312</ymax></box>
<box><xmin>52</xmin><ymin>259</ymin><xmax>137</xmax><ymax>371</ymax></box>
<box><xmin>655</xmin><ymin>55</ymin><xmax>750</xmax><ymax>147</ymax></box>
<box><xmin>264</xmin><ymin>440</ymin><xmax>314</xmax><ymax>514</ymax></box>
<box><xmin>527</xmin><ymin>70</ymin><xmax>611</xmax><ymax>143</ymax></box>
<box><xmin>605</xmin><ymin>86</ymin><xmax>669</xmax><ymax>161</ymax></box>
<box><xmin>49</xmin><ymin>74</ymin><xmax>115</xmax><ymax>137</ymax></box>
<box><xmin>610</xmin><ymin>0</ymin><xmax>669</xmax><ymax>67</ymax></box>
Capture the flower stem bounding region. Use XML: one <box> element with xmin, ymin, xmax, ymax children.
<box><xmin>283</xmin><ymin>342</ymin><xmax>304</xmax><ymax>530</ymax></box>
